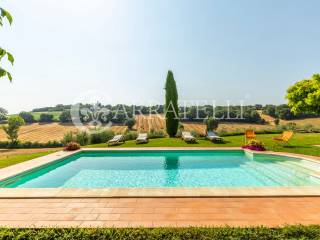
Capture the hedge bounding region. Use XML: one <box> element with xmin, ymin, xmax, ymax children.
<box><xmin>0</xmin><ymin>226</ymin><xmax>320</xmax><ymax>239</ymax></box>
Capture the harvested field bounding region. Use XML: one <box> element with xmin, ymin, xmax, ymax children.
<box><xmin>134</xmin><ymin>115</ymin><xmax>277</xmax><ymax>136</ymax></box>
<box><xmin>259</xmin><ymin>111</ymin><xmax>320</xmax><ymax>126</ymax></box>
<box><xmin>0</xmin><ymin>123</ymin><xmax>127</xmax><ymax>143</ymax></box>
<box><xmin>134</xmin><ymin>114</ymin><xmax>165</xmax><ymax>132</ymax></box>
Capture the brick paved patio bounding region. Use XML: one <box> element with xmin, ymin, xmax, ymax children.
<box><xmin>0</xmin><ymin>197</ymin><xmax>319</xmax><ymax>228</ymax></box>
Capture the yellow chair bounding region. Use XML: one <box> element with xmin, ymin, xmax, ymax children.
<box><xmin>273</xmin><ymin>131</ymin><xmax>294</xmax><ymax>144</ymax></box>
<box><xmin>245</xmin><ymin>130</ymin><xmax>256</xmax><ymax>144</ymax></box>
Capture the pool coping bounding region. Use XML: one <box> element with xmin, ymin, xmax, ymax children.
<box><xmin>1</xmin><ymin>147</ymin><xmax>320</xmax><ymax>198</ymax></box>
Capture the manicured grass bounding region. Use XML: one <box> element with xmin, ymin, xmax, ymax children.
<box><xmin>0</xmin><ymin>226</ymin><xmax>320</xmax><ymax>239</ymax></box>
<box><xmin>0</xmin><ymin>150</ymin><xmax>57</xmax><ymax>169</ymax></box>
<box><xmin>86</xmin><ymin>133</ymin><xmax>320</xmax><ymax>157</ymax></box>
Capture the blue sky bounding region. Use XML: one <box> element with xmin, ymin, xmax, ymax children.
<box><xmin>1</xmin><ymin>0</ymin><xmax>319</xmax><ymax>113</ymax></box>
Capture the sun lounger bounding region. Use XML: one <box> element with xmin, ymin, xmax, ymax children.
<box><xmin>207</xmin><ymin>131</ymin><xmax>223</xmax><ymax>143</ymax></box>
<box><xmin>245</xmin><ymin>130</ymin><xmax>256</xmax><ymax>144</ymax></box>
<box><xmin>273</xmin><ymin>131</ymin><xmax>294</xmax><ymax>144</ymax></box>
<box><xmin>181</xmin><ymin>131</ymin><xmax>197</xmax><ymax>143</ymax></box>
<box><xmin>136</xmin><ymin>133</ymin><xmax>148</xmax><ymax>144</ymax></box>
<box><xmin>107</xmin><ymin>134</ymin><xmax>125</xmax><ymax>146</ymax></box>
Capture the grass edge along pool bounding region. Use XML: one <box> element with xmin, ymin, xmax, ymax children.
<box><xmin>1</xmin><ymin>150</ymin><xmax>320</xmax><ymax>188</ymax></box>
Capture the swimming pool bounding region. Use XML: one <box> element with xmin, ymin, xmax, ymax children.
<box><xmin>1</xmin><ymin>150</ymin><xmax>320</xmax><ymax>188</ymax></box>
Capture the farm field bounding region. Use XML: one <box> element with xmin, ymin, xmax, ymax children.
<box><xmin>0</xmin><ymin>123</ymin><xmax>127</xmax><ymax>143</ymax></box>
<box><xmin>134</xmin><ymin>114</ymin><xmax>276</xmax><ymax>135</ymax></box>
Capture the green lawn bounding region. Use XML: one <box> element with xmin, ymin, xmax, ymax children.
<box><xmin>86</xmin><ymin>133</ymin><xmax>320</xmax><ymax>157</ymax></box>
<box><xmin>0</xmin><ymin>150</ymin><xmax>57</xmax><ymax>169</ymax></box>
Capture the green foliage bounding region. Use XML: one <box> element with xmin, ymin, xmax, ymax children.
<box><xmin>76</xmin><ymin>131</ymin><xmax>90</xmax><ymax>146</ymax></box>
<box><xmin>124</xmin><ymin>131</ymin><xmax>138</xmax><ymax>141</ymax></box>
<box><xmin>165</xmin><ymin>70</ymin><xmax>179</xmax><ymax>137</ymax></box>
<box><xmin>204</xmin><ymin>117</ymin><xmax>219</xmax><ymax>131</ymax></box>
<box><xmin>148</xmin><ymin>129</ymin><xmax>166</xmax><ymax>139</ymax></box>
<box><xmin>274</xmin><ymin>118</ymin><xmax>280</xmax><ymax>125</ymax></box>
<box><xmin>39</xmin><ymin>113</ymin><xmax>54</xmax><ymax>122</ymax></box>
<box><xmin>0</xmin><ymin>7</ymin><xmax>14</xmax><ymax>81</ymax></box>
<box><xmin>124</xmin><ymin>118</ymin><xmax>136</xmax><ymax>130</ymax></box>
<box><xmin>0</xmin><ymin>140</ymin><xmax>63</xmax><ymax>149</ymax></box>
<box><xmin>62</xmin><ymin>131</ymin><xmax>90</xmax><ymax>146</ymax></box>
<box><xmin>59</xmin><ymin>110</ymin><xmax>72</xmax><ymax>123</ymax></box>
<box><xmin>286</xmin><ymin>74</ymin><xmax>320</xmax><ymax>115</ymax></box>
<box><xmin>0</xmin><ymin>225</ymin><xmax>320</xmax><ymax>239</ymax></box>
<box><xmin>0</xmin><ymin>107</ymin><xmax>7</xmax><ymax>121</ymax></box>
<box><xmin>90</xmin><ymin>129</ymin><xmax>115</xmax><ymax>144</ymax></box>
<box><xmin>19</xmin><ymin>111</ymin><xmax>35</xmax><ymax>123</ymax></box>
<box><xmin>1</xmin><ymin>116</ymin><xmax>24</xmax><ymax>144</ymax></box>
<box><xmin>62</xmin><ymin>131</ymin><xmax>75</xmax><ymax>145</ymax></box>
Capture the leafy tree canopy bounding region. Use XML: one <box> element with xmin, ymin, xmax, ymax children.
<box><xmin>0</xmin><ymin>7</ymin><xmax>14</xmax><ymax>81</ymax></box>
<box><xmin>286</xmin><ymin>74</ymin><xmax>320</xmax><ymax>114</ymax></box>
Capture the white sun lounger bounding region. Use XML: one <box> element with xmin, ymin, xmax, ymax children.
<box><xmin>181</xmin><ymin>131</ymin><xmax>197</xmax><ymax>143</ymax></box>
<box><xmin>107</xmin><ymin>134</ymin><xmax>125</xmax><ymax>146</ymax></box>
<box><xmin>207</xmin><ymin>131</ymin><xmax>223</xmax><ymax>142</ymax></box>
<box><xmin>136</xmin><ymin>133</ymin><xmax>148</xmax><ymax>144</ymax></box>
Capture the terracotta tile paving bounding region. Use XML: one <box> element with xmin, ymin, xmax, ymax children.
<box><xmin>0</xmin><ymin>197</ymin><xmax>320</xmax><ymax>228</ymax></box>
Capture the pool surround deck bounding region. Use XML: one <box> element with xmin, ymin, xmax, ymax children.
<box><xmin>1</xmin><ymin>147</ymin><xmax>320</xmax><ymax>198</ymax></box>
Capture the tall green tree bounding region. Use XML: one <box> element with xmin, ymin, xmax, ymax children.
<box><xmin>0</xmin><ymin>6</ymin><xmax>14</xmax><ymax>81</ymax></box>
<box><xmin>164</xmin><ymin>70</ymin><xmax>179</xmax><ymax>137</ymax></box>
<box><xmin>286</xmin><ymin>74</ymin><xmax>320</xmax><ymax>114</ymax></box>
<box><xmin>2</xmin><ymin>115</ymin><xmax>24</xmax><ymax>144</ymax></box>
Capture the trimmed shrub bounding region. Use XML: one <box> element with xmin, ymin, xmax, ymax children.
<box><xmin>0</xmin><ymin>226</ymin><xmax>320</xmax><ymax>239</ymax></box>
<box><xmin>39</xmin><ymin>113</ymin><xmax>54</xmax><ymax>122</ymax></box>
<box><xmin>64</xmin><ymin>141</ymin><xmax>80</xmax><ymax>151</ymax></box>
<box><xmin>0</xmin><ymin>140</ymin><xmax>63</xmax><ymax>149</ymax></box>
<box><xmin>19</xmin><ymin>111</ymin><xmax>34</xmax><ymax>123</ymax></box>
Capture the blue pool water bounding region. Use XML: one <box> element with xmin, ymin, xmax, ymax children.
<box><xmin>1</xmin><ymin>150</ymin><xmax>320</xmax><ymax>188</ymax></box>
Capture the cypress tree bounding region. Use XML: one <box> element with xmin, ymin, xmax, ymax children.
<box><xmin>165</xmin><ymin>70</ymin><xmax>179</xmax><ymax>137</ymax></box>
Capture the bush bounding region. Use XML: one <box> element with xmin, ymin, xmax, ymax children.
<box><xmin>39</xmin><ymin>113</ymin><xmax>54</xmax><ymax>122</ymax></box>
<box><xmin>274</xmin><ymin>118</ymin><xmax>280</xmax><ymax>125</ymax></box>
<box><xmin>59</xmin><ymin>110</ymin><xmax>72</xmax><ymax>123</ymax></box>
<box><xmin>0</xmin><ymin>226</ymin><xmax>320</xmax><ymax>239</ymax></box>
<box><xmin>204</xmin><ymin>117</ymin><xmax>219</xmax><ymax>132</ymax></box>
<box><xmin>90</xmin><ymin>129</ymin><xmax>115</xmax><ymax>144</ymax></box>
<box><xmin>76</xmin><ymin>131</ymin><xmax>90</xmax><ymax>146</ymax></box>
<box><xmin>62</xmin><ymin>131</ymin><xmax>76</xmax><ymax>145</ymax></box>
<box><xmin>64</xmin><ymin>141</ymin><xmax>80</xmax><ymax>151</ymax></box>
<box><xmin>19</xmin><ymin>111</ymin><xmax>35</xmax><ymax>123</ymax></box>
<box><xmin>243</xmin><ymin>139</ymin><xmax>266</xmax><ymax>151</ymax></box>
<box><xmin>124</xmin><ymin>118</ymin><xmax>136</xmax><ymax>130</ymax></box>
<box><xmin>148</xmin><ymin>129</ymin><xmax>166</xmax><ymax>139</ymax></box>
<box><xmin>124</xmin><ymin>131</ymin><xmax>138</xmax><ymax>141</ymax></box>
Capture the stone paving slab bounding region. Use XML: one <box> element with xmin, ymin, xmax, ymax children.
<box><xmin>0</xmin><ymin>197</ymin><xmax>320</xmax><ymax>228</ymax></box>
